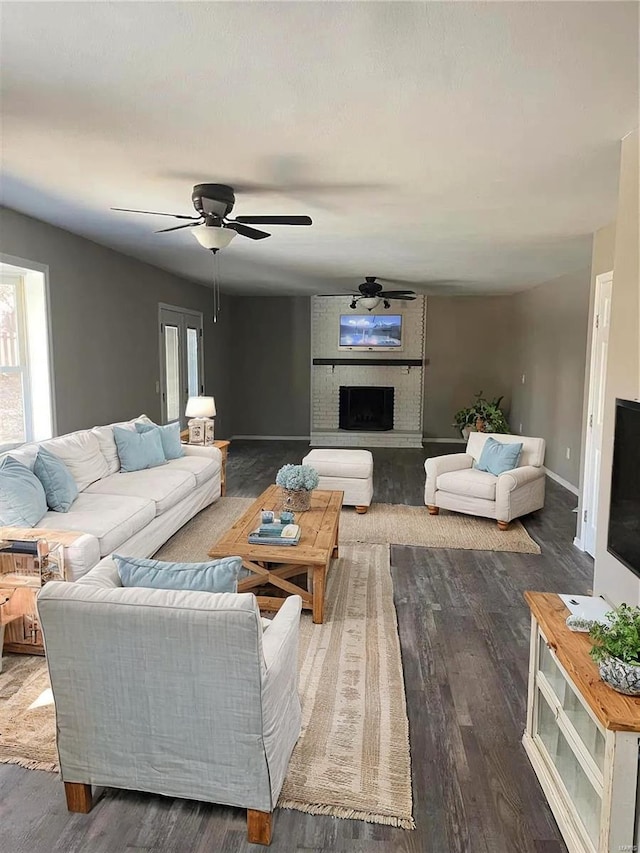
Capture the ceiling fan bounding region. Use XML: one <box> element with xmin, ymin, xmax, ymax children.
<box><xmin>112</xmin><ymin>184</ymin><xmax>312</xmax><ymax>251</ymax></box>
<box><xmin>317</xmin><ymin>277</ymin><xmax>417</xmax><ymax>311</ymax></box>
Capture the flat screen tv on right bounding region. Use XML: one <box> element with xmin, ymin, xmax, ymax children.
<box><xmin>607</xmin><ymin>398</ymin><xmax>640</xmax><ymax>578</ymax></box>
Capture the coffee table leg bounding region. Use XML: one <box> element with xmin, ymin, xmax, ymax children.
<box><xmin>312</xmin><ymin>565</ymin><xmax>325</xmax><ymax>624</ymax></box>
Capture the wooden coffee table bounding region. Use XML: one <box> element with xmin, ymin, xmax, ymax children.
<box><xmin>208</xmin><ymin>485</ymin><xmax>343</xmax><ymax>624</ymax></box>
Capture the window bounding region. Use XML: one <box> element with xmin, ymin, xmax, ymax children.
<box><xmin>158</xmin><ymin>305</ymin><xmax>204</xmax><ymax>427</ymax></box>
<box><xmin>0</xmin><ymin>258</ymin><xmax>54</xmax><ymax>450</ymax></box>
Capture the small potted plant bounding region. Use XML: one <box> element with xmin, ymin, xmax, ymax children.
<box><xmin>589</xmin><ymin>604</ymin><xmax>640</xmax><ymax>695</ymax></box>
<box><xmin>275</xmin><ymin>464</ymin><xmax>320</xmax><ymax>512</ymax></box>
<box><xmin>453</xmin><ymin>391</ymin><xmax>510</xmax><ymax>439</ymax></box>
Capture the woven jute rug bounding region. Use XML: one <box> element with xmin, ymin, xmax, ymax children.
<box><xmin>154</xmin><ymin>496</ymin><xmax>540</xmax><ymax>559</ymax></box>
<box><xmin>0</xmin><ymin>544</ymin><xmax>415</xmax><ymax>829</ymax></box>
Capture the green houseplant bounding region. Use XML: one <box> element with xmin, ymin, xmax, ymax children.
<box><xmin>275</xmin><ymin>464</ymin><xmax>320</xmax><ymax>512</ymax></box>
<box><xmin>453</xmin><ymin>391</ymin><xmax>510</xmax><ymax>438</ymax></box>
<box><xmin>589</xmin><ymin>604</ymin><xmax>640</xmax><ymax>695</ymax></box>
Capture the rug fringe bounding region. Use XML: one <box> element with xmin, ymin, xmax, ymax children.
<box><xmin>0</xmin><ymin>755</ymin><xmax>59</xmax><ymax>773</ymax></box>
<box><xmin>278</xmin><ymin>798</ymin><xmax>416</xmax><ymax>830</ymax></box>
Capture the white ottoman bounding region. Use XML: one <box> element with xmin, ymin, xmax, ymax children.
<box><xmin>302</xmin><ymin>449</ymin><xmax>374</xmax><ymax>513</ymax></box>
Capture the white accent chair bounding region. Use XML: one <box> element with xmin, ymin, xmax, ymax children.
<box><xmin>37</xmin><ymin>558</ymin><xmax>302</xmax><ymax>846</ymax></box>
<box><xmin>424</xmin><ymin>432</ymin><xmax>546</xmax><ymax>529</ymax></box>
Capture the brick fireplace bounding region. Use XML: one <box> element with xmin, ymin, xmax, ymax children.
<box><xmin>310</xmin><ymin>296</ymin><xmax>426</xmax><ymax>448</ymax></box>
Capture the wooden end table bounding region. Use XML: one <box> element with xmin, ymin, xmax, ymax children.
<box><xmin>180</xmin><ymin>434</ymin><xmax>230</xmax><ymax>496</ymax></box>
<box><xmin>208</xmin><ymin>485</ymin><xmax>343</xmax><ymax>624</ymax></box>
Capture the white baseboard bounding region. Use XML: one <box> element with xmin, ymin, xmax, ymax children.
<box><xmin>573</xmin><ymin>537</ymin><xmax>586</xmax><ymax>552</ymax></box>
<box><xmin>544</xmin><ymin>467</ymin><xmax>579</xmax><ymax>496</ymax></box>
<box><xmin>231</xmin><ymin>435</ymin><xmax>311</xmax><ymax>441</ymax></box>
<box><xmin>424</xmin><ymin>437</ymin><xmax>467</xmax><ymax>444</ymax></box>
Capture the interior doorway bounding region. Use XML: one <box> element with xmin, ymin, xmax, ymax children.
<box><xmin>578</xmin><ymin>271</ymin><xmax>613</xmax><ymax>556</ymax></box>
<box><xmin>158</xmin><ymin>304</ymin><xmax>204</xmax><ymax>428</ymax></box>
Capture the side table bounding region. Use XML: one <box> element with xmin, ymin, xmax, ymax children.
<box><xmin>180</xmin><ymin>433</ymin><xmax>230</xmax><ymax>497</ymax></box>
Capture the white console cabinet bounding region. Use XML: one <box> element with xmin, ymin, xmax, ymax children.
<box><xmin>523</xmin><ymin>592</ymin><xmax>640</xmax><ymax>853</ymax></box>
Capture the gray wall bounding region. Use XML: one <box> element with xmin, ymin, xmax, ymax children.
<box><xmin>423</xmin><ymin>296</ymin><xmax>515</xmax><ymax>439</ymax></box>
<box><xmin>509</xmin><ymin>269</ymin><xmax>591</xmax><ymax>487</ymax></box>
<box><xmin>0</xmin><ymin>207</ymin><xmax>232</xmax><ymax>437</ymax></box>
<box><xmin>228</xmin><ymin>296</ymin><xmax>310</xmax><ymax>436</ymax></box>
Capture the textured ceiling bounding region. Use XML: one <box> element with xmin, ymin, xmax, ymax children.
<box><xmin>1</xmin><ymin>2</ymin><xmax>638</xmax><ymax>296</ymax></box>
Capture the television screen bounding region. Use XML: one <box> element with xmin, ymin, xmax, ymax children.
<box><xmin>339</xmin><ymin>315</ymin><xmax>402</xmax><ymax>350</ymax></box>
<box><xmin>607</xmin><ymin>398</ymin><xmax>640</xmax><ymax>578</ymax></box>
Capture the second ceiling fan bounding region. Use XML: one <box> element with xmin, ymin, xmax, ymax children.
<box><xmin>317</xmin><ymin>277</ymin><xmax>417</xmax><ymax>310</ymax></box>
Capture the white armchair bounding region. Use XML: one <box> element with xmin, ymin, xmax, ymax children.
<box><xmin>424</xmin><ymin>432</ymin><xmax>546</xmax><ymax>529</ymax></box>
<box><xmin>37</xmin><ymin>558</ymin><xmax>302</xmax><ymax>845</ymax></box>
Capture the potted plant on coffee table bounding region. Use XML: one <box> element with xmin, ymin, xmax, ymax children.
<box><xmin>276</xmin><ymin>464</ymin><xmax>320</xmax><ymax>512</ymax></box>
<box><xmin>453</xmin><ymin>391</ymin><xmax>510</xmax><ymax>439</ymax></box>
<box><xmin>589</xmin><ymin>604</ymin><xmax>640</xmax><ymax>696</ymax></box>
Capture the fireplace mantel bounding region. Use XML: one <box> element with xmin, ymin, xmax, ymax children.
<box><xmin>312</xmin><ymin>358</ymin><xmax>425</xmax><ymax>367</ymax></box>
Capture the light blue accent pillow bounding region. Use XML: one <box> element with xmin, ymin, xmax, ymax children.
<box><xmin>476</xmin><ymin>437</ymin><xmax>523</xmax><ymax>476</ymax></box>
<box><xmin>113</xmin><ymin>426</ymin><xmax>166</xmax><ymax>472</ymax></box>
<box><xmin>33</xmin><ymin>447</ymin><xmax>78</xmax><ymax>512</ymax></box>
<box><xmin>113</xmin><ymin>554</ymin><xmax>241</xmax><ymax>594</ymax></box>
<box><xmin>0</xmin><ymin>455</ymin><xmax>48</xmax><ymax>526</ymax></box>
<box><xmin>135</xmin><ymin>421</ymin><xmax>184</xmax><ymax>460</ymax></box>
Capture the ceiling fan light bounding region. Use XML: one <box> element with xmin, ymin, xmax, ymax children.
<box><xmin>191</xmin><ymin>225</ymin><xmax>237</xmax><ymax>250</ymax></box>
<box><xmin>359</xmin><ymin>296</ymin><xmax>381</xmax><ymax>311</ymax></box>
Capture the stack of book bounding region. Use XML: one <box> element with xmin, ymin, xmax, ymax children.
<box><xmin>248</xmin><ymin>522</ymin><xmax>301</xmax><ymax>546</ymax></box>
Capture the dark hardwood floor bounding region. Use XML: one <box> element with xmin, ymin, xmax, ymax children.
<box><xmin>0</xmin><ymin>442</ymin><xmax>592</xmax><ymax>852</ymax></box>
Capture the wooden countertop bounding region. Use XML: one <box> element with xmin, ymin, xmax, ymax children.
<box><xmin>525</xmin><ymin>591</ymin><xmax>640</xmax><ymax>732</ymax></box>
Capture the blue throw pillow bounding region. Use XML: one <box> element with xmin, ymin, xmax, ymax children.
<box><xmin>476</xmin><ymin>437</ymin><xmax>523</xmax><ymax>476</ymax></box>
<box><xmin>135</xmin><ymin>421</ymin><xmax>184</xmax><ymax>460</ymax></box>
<box><xmin>0</xmin><ymin>455</ymin><xmax>48</xmax><ymax>526</ymax></box>
<box><xmin>113</xmin><ymin>554</ymin><xmax>241</xmax><ymax>594</ymax></box>
<box><xmin>34</xmin><ymin>447</ymin><xmax>79</xmax><ymax>512</ymax></box>
<box><xmin>113</xmin><ymin>426</ymin><xmax>166</xmax><ymax>472</ymax></box>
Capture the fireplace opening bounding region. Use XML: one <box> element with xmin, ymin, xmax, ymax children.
<box><xmin>339</xmin><ymin>386</ymin><xmax>394</xmax><ymax>431</ymax></box>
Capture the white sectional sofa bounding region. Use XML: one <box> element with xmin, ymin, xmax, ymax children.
<box><xmin>1</xmin><ymin>417</ymin><xmax>222</xmax><ymax>579</ymax></box>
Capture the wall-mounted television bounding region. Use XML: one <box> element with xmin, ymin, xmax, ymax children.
<box><xmin>607</xmin><ymin>398</ymin><xmax>640</xmax><ymax>579</ymax></box>
<box><xmin>339</xmin><ymin>314</ymin><xmax>403</xmax><ymax>351</ymax></box>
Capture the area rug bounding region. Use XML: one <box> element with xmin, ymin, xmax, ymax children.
<box><xmin>154</xmin><ymin>496</ymin><xmax>540</xmax><ymax>558</ymax></box>
<box><xmin>0</xmin><ymin>544</ymin><xmax>415</xmax><ymax>830</ymax></box>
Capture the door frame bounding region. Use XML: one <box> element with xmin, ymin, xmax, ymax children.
<box><xmin>575</xmin><ymin>270</ymin><xmax>613</xmax><ymax>554</ymax></box>
<box><xmin>158</xmin><ymin>303</ymin><xmax>204</xmax><ymax>427</ymax></box>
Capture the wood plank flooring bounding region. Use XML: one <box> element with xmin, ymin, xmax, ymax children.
<box><xmin>0</xmin><ymin>441</ymin><xmax>592</xmax><ymax>852</ymax></box>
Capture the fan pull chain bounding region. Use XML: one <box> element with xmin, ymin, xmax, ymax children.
<box><xmin>212</xmin><ymin>250</ymin><xmax>218</xmax><ymax>324</ymax></box>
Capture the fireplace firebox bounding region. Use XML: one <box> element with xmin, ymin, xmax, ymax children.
<box><xmin>339</xmin><ymin>386</ymin><xmax>394</xmax><ymax>431</ymax></box>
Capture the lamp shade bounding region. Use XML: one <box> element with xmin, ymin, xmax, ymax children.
<box><xmin>191</xmin><ymin>225</ymin><xmax>237</xmax><ymax>250</ymax></box>
<box><xmin>358</xmin><ymin>296</ymin><xmax>381</xmax><ymax>311</ymax></box>
<box><xmin>185</xmin><ymin>396</ymin><xmax>216</xmax><ymax>418</ymax></box>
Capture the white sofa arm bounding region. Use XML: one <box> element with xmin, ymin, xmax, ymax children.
<box><xmin>424</xmin><ymin>454</ymin><xmax>473</xmax><ymax>505</ymax></box>
<box><xmin>182</xmin><ymin>445</ymin><xmax>222</xmax><ymax>464</ymax></box>
<box><xmin>496</xmin><ymin>466</ymin><xmax>546</xmax><ymax>522</ymax></box>
<box><xmin>262</xmin><ymin>595</ymin><xmax>302</xmax><ymax>672</ymax></box>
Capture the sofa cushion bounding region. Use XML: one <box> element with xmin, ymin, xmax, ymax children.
<box><xmin>437</xmin><ymin>468</ymin><xmax>498</xmax><ymax>501</ymax></box>
<box><xmin>0</xmin><ymin>456</ymin><xmax>48</xmax><ymax>526</ymax></box>
<box><xmin>39</xmin><ymin>431</ymin><xmax>109</xmax><ymax>492</ymax></box>
<box><xmin>114</xmin><ymin>426</ymin><xmax>166</xmax><ymax>473</ymax></box>
<box><xmin>476</xmin><ymin>436</ymin><xmax>523</xmax><ymax>476</ymax></box>
<box><xmin>36</xmin><ymin>493</ymin><xmax>155</xmax><ymax>556</ymax></box>
<box><xmin>114</xmin><ymin>554</ymin><xmax>241</xmax><ymax>594</ymax></box>
<box><xmin>135</xmin><ymin>422</ymin><xmax>184</xmax><ymax>460</ymax></box>
<box><xmin>84</xmin><ymin>467</ymin><xmax>196</xmax><ymax>516</ymax></box>
<box><xmin>92</xmin><ymin>416</ymin><xmax>154</xmax><ymax>475</ymax></box>
<box><xmin>34</xmin><ymin>447</ymin><xmax>79</xmax><ymax>512</ymax></box>
<box><xmin>164</xmin><ymin>455</ymin><xmax>220</xmax><ymax>487</ymax></box>
<box><xmin>302</xmin><ymin>449</ymin><xmax>373</xmax><ymax>479</ymax></box>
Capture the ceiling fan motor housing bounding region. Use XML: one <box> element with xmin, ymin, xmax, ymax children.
<box><xmin>192</xmin><ymin>184</ymin><xmax>236</xmax><ymax>219</ymax></box>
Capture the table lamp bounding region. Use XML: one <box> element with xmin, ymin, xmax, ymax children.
<box><xmin>185</xmin><ymin>396</ymin><xmax>216</xmax><ymax>446</ymax></box>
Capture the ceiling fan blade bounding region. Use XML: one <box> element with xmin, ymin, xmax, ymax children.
<box><xmin>155</xmin><ymin>222</ymin><xmax>202</xmax><ymax>233</ymax></box>
<box><xmin>382</xmin><ymin>293</ymin><xmax>417</xmax><ymax>300</ymax></box>
<box><xmin>233</xmin><ymin>215</ymin><xmax>312</xmax><ymax>226</ymax></box>
<box><xmin>378</xmin><ymin>290</ymin><xmax>416</xmax><ymax>297</ymax></box>
<box><xmin>111</xmin><ymin>207</ymin><xmax>200</xmax><ymax>220</ymax></box>
<box><xmin>225</xmin><ymin>222</ymin><xmax>270</xmax><ymax>240</ymax></box>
